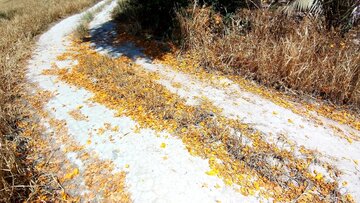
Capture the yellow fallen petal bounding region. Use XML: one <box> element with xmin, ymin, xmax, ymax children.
<box><xmin>134</xmin><ymin>126</ymin><xmax>141</xmax><ymax>133</ymax></box>
<box><xmin>240</xmin><ymin>187</ymin><xmax>248</xmax><ymax>196</ymax></box>
<box><xmin>315</xmin><ymin>173</ymin><xmax>323</xmax><ymax>181</ymax></box>
<box><xmin>61</xmin><ymin>191</ymin><xmax>68</xmax><ymax>200</ymax></box>
<box><xmin>205</xmin><ymin>169</ymin><xmax>218</xmax><ymax>176</ymax></box>
<box><xmin>254</xmin><ymin>181</ymin><xmax>260</xmax><ymax>190</ymax></box>
<box><xmin>346</xmin><ymin>194</ymin><xmax>354</xmax><ymax>202</ymax></box>
<box><xmin>112</xmin><ymin>126</ymin><xmax>119</xmax><ymax>132</ymax></box>
<box><xmin>346</xmin><ymin>137</ymin><xmax>353</xmax><ymax>144</ymax></box>
<box><xmin>125</xmin><ymin>164</ymin><xmax>130</xmax><ymax>168</ymax></box>
<box><xmin>224</xmin><ymin>179</ymin><xmax>233</xmax><ymax>186</ymax></box>
<box><xmin>64</xmin><ymin>168</ymin><xmax>79</xmax><ymax>180</ymax></box>
<box><xmin>160</xmin><ymin>143</ymin><xmax>166</xmax><ymax>148</ymax></box>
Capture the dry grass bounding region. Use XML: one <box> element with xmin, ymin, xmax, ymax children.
<box><xmin>0</xmin><ymin>0</ymin><xmax>99</xmax><ymax>201</ymax></box>
<box><xmin>177</xmin><ymin>7</ymin><xmax>360</xmax><ymax>110</ymax></box>
<box><xmin>74</xmin><ymin>2</ymin><xmax>108</xmax><ymax>40</ymax></box>
<box><xmin>45</xmin><ymin>39</ymin><xmax>351</xmax><ymax>202</ymax></box>
<box><xmin>74</xmin><ymin>12</ymin><xmax>95</xmax><ymax>39</ymax></box>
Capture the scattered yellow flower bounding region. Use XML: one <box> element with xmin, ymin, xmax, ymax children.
<box><xmin>112</xmin><ymin>125</ymin><xmax>119</xmax><ymax>132</ymax></box>
<box><xmin>49</xmin><ymin>36</ymin><xmax>351</xmax><ymax>201</ymax></box>
<box><xmin>253</xmin><ymin>181</ymin><xmax>260</xmax><ymax>190</ymax></box>
<box><xmin>205</xmin><ymin>169</ymin><xmax>219</xmax><ymax>176</ymax></box>
<box><xmin>224</xmin><ymin>179</ymin><xmax>233</xmax><ymax>186</ymax></box>
<box><xmin>315</xmin><ymin>172</ymin><xmax>323</xmax><ymax>181</ymax></box>
<box><xmin>346</xmin><ymin>137</ymin><xmax>353</xmax><ymax>144</ymax></box>
<box><xmin>61</xmin><ymin>191</ymin><xmax>68</xmax><ymax>200</ymax></box>
<box><xmin>64</xmin><ymin>168</ymin><xmax>79</xmax><ymax>180</ymax></box>
<box><xmin>346</xmin><ymin>194</ymin><xmax>354</xmax><ymax>202</ymax></box>
<box><xmin>240</xmin><ymin>187</ymin><xmax>248</xmax><ymax>196</ymax></box>
<box><xmin>248</xmin><ymin>189</ymin><xmax>255</xmax><ymax>195</ymax></box>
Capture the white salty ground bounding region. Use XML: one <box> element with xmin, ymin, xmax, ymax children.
<box><xmin>26</xmin><ymin>0</ymin><xmax>360</xmax><ymax>202</ymax></box>
<box><xmin>27</xmin><ymin>0</ymin><xmax>264</xmax><ymax>202</ymax></box>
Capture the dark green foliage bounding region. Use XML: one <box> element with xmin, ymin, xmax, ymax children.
<box><xmin>283</xmin><ymin>0</ymin><xmax>359</xmax><ymax>30</ymax></box>
<box><xmin>0</xmin><ymin>10</ymin><xmax>17</xmax><ymax>20</ymax></box>
<box><xmin>322</xmin><ymin>0</ymin><xmax>359</xmax><ymax>30</ymax></box>
<box><xmin>114</xmin><ymin>0</ymin><xmax>261</xmax><ymax>36</ymax></box>
<box><xmin>115</xmin><ymin>0</ymin><xmax>188</xmax><ymax>36</ymax></box>
<box><xmin>115</xmin><ymin>0</ymin><xmax>358</xmax><ymax>37</ymax></box>
<box><xmin>199</xmin><ymin>0</ymin><xmax>261</xmax><ymax>13</ymax></box>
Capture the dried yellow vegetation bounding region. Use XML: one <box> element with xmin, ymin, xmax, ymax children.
<box><xmin>115</xmin><ymin>32</ymin><xmax>360</xmax><ymax>139</ymax></box>
<box><xmin>177</xmin><ymin>7</ymin><xmax>360</xmax><ymax>113</ymax></box>
<box><xmin>0</xmin><ymin>0</ymin><xmax>99</xmax><ymax>201</ymax></box>
<box><xmin>45</xmin><ymin>38</ymin><xmax>353</xmax><ymax>202</ymax></box>
<box><xmin>68</xmin><ymin>108</ymin><xmax>89</xmax><ymax>121</ymax></box>
<box><xmin>25</xmin><ymin>87</ymin><xmax>131</xmax><ymax>202</ymax></box>
<box><xmin>160</xmin><ymin>52</ymin><xmax>360</xmax><ymax>140</ymax></box>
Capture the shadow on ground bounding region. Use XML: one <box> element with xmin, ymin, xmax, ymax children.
<box><xmin>88</xmin><ymin>19</ymin><xmax>171</xmax><ymax>62</ymax></box>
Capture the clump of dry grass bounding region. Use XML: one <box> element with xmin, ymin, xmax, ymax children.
<box><xmin>74</xmin><ymin>12</ymin><xmax>95</xmax><ymax>39</ymax></box>
<box><xmin>177</xmin><ymin>7</ymin><xmax>360</xmax><ymax>110</ymax></box>
<box><xmin>74</xmin><ymin>2</ymin><xmax>109</xmax><ymax>40</ymax></box>
<box><xmin>0</xmin><ymin>0</ymin><xmax>99</xmax><ymax>201</ymax></box>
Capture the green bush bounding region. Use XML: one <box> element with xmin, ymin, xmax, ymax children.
<box><xmin>200</xmin><ymin>0</ymin><xmax>261</xmax><ymax>13</ymax></box>
<box><xmin>115</xmin><ymin>0</ymin><xmax>188</xmax><ymax>36</ymax></box>
<box><xmin>114</xmin><ymin>0</ymin><xmax>264</xmax><ymax>37</ymax></box>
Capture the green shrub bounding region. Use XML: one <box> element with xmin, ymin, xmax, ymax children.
<box><xmin>200</xmin><ymin>0</ymin><xmax>262</xmax><ymax>13</ymax></box>
<box><xmin>114</xmin><ymin>0</ymin><xmax>188</xmax><ymax>36</ymax></box>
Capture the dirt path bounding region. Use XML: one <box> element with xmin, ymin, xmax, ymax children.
<box><xmin>26</xmin><ymin>1</ymin><xmax>360</xmax><ymax>202</ymax></box>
